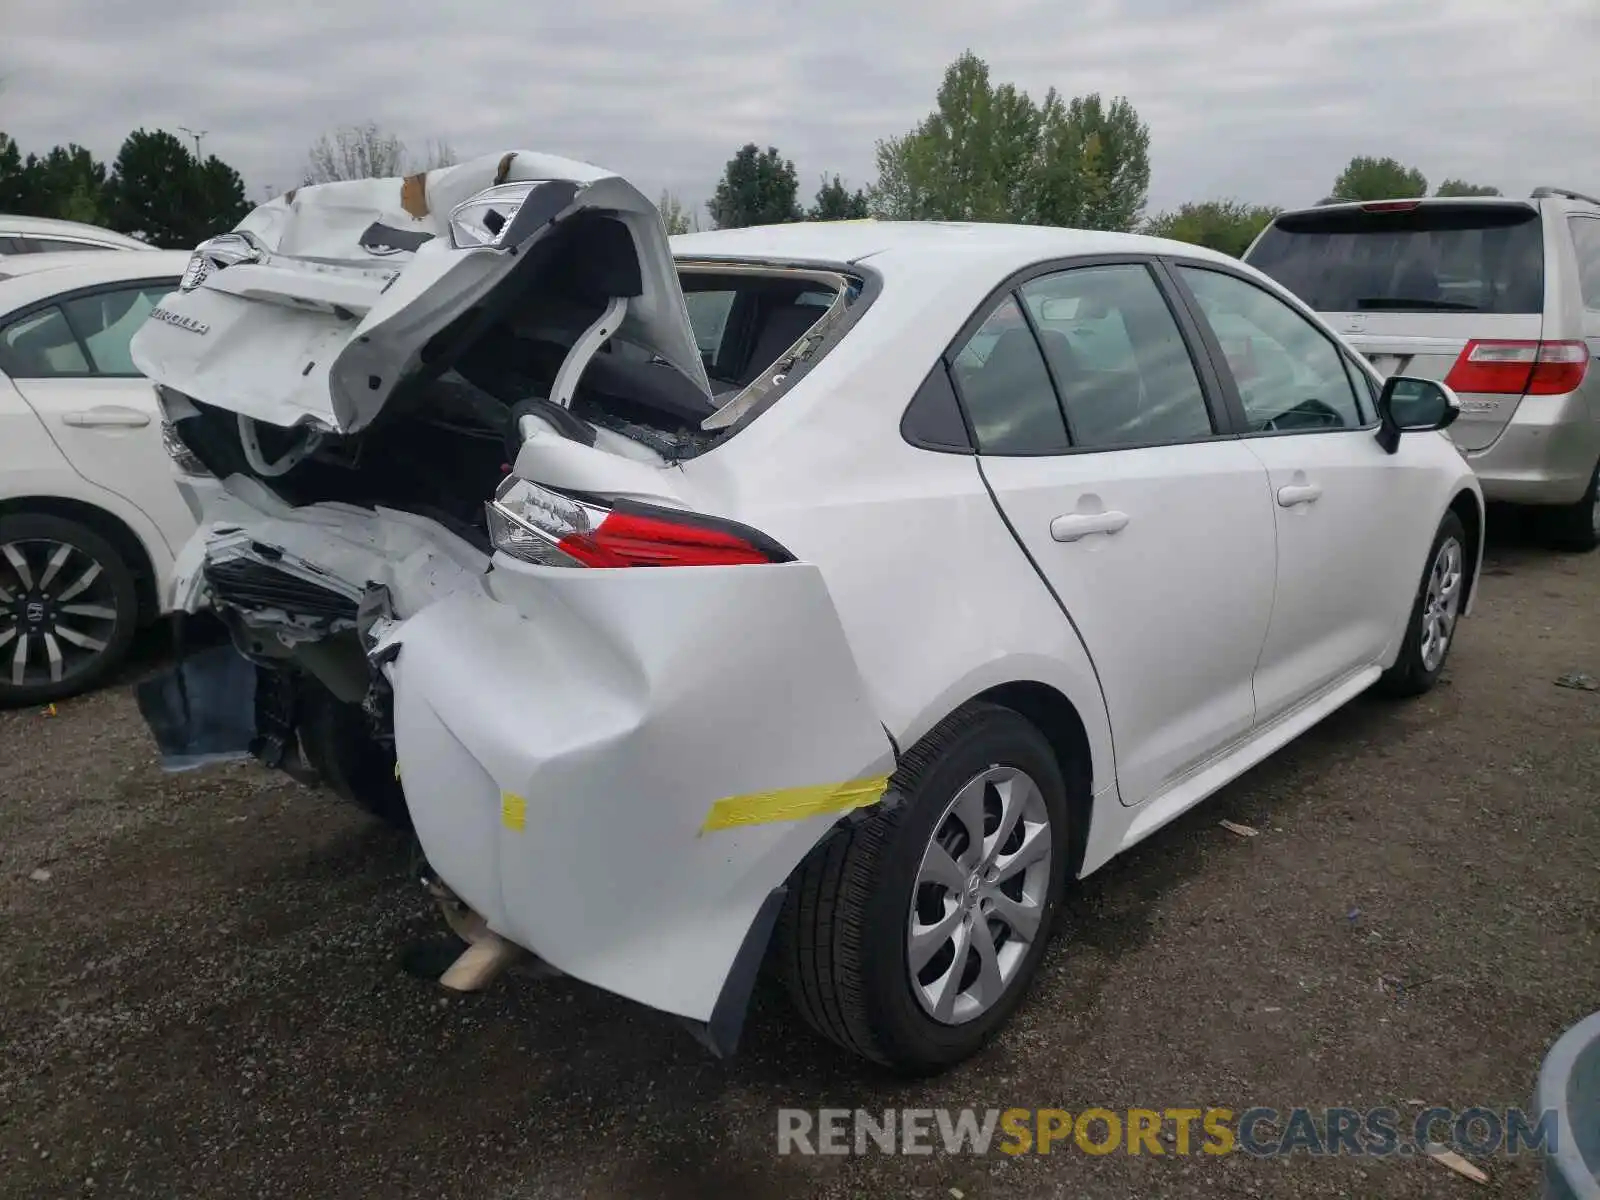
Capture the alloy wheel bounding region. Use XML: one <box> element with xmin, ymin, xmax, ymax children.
<box><xmin>907</xmin><ymin>765</ymin><xmax>1054</xmax><ymax>1025</ymax></box>
<box><xmin>1419</xmin><ymin>536</ymin><xmax>1464</xmax><ymax>673</ymax></box>
<box><xmin>0</xmin><ymin>538</ymin><xmax>122</xmax><ymax>689</ymax></box>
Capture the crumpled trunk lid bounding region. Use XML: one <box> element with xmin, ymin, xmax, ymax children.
<box><xmin>129</xmin><ymin>150</ymin><xmax>711</xmax><ymax>433</ymax></box>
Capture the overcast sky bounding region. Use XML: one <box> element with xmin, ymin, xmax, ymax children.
<box><xmin>4</xmin><ymin>0</ymin><xmax>1596</xmax><ymax>219</ymax></box>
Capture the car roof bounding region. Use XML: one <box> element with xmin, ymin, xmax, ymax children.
<box><xmin>672</xmin><ymin>221</ymin><xmax>1241</xmax><ymax>278</ymax></box>
<box><xmin>0</xmin><ymin>249</ymin><xmax>188</xmax><ymax>314</ymax></box>
<box><xmin>0</xmin><ymin>214</ymin><xmax>156</xmax><ymax>251</ymax></box>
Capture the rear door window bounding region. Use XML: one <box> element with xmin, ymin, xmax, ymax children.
<box><xmin>0</xmin><ymin>306</ymin><xmax>91</xmax><ymax>376</ymax></box>
<box><xmin>60</xmin><ymin>285</ymin><xmax>171</xmax><ymax>375</ymax></box>
<box><xmin>20</xmin><ymin>237</ymin><xmax>104</xmax><ymax>253</ymax></box>
<box><xmin>950</xmin><ymin>295</ymin><xmax>1069</xmax><ymax>454</ymax></box>
<box><xmin>1021</xmin><ymin>264</ymin><xmax>1215</xmax><ymax>449</ymax></box>
<box><xmin>1246</xmin><ymin>203</ymin><xmax>1545</xmax><ymax>314</ymax></box>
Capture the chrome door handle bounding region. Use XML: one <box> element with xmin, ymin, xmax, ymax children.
<box><xmin>1050</xmin><ymin>511</ymin><xmax>1130</xmax><ymax>542</ymax></box>
<box><xmin>61</xmin><ymin>406</ymin><xmax>151</xmax><ymax>429</ymax></box>
<box><xmin>1277</xmin><ymin>483</ymin><xmax>1322</xmax><ymax>508</ymax></box>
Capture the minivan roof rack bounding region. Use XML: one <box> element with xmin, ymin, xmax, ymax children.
<box><xmin>1531</xmin><ymin>186</ymin><xmax>1600</xmax><ymax>207</ymax></box>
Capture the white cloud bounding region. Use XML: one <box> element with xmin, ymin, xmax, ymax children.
<box><xmin>3</xmin><ymin>0</ymin><xmax>1596</xmax><ymax>217</ymax></box>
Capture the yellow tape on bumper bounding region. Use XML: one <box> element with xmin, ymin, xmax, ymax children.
<box><xmin>501</xmin><ymin>791</ymin><xmax>527</xmax><ymax>832</ymax></box>
<box><xmin>700</xmin><ymin>775</ymin><xmax>892</xmax><ymax>833</ymax></box>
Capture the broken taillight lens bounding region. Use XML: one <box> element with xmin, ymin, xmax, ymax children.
<box><xmin>488</xmin><ymin>478</ymin><xmax>792</xmax><ymax>568</ymax></box>
<box><xmin>447</xmin><ymin>180</ymin><xmax>582</xmax><ymax>251</ymax></box>
<box><xmin>1443</xmin><ymin>340</ymin><xmax>1589</xmax><ymax>396</ymax></box>
<box><xmin>160</xmin><ymin>420</ymin><xmax>214</xmax><ymax>478</ymax></box>
<box><xmin>179</xmin><ymin>231</ymin><xmax>263</xmax><ymax>292</ymax></box>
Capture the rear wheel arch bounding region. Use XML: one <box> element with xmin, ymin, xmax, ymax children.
<box><xmin>972</xmin><ymin>680</ymin><xmax>1095</xmax><ymax>882</ymax></box>
<box><xmin>1447</xmin><ymin>487</ymin><xmax>1483</xmax><ymax>608</ymax></box>
<box><xmin>779</xmin><ymin>679</ymin><xmax>1098</xmax><ymax>905</ymax></box>
<box><xmin>0</xmin><ymin>495</ymin><xmax>159</xmax><ymax>623</ymax></box>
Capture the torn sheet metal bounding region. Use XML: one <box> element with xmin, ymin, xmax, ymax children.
<box><xmin>170</xmin><ymin>474</ymin><xmax>492</xmax><ymax>621</ymax></box>
<box><xmin>384</xmin><ymin>557</ymin><xmax>895</xmax><ymax>1025</ymax></box>
<box><xmin>129</xmin><ymin>150</ymin><xmax>710</xmax><ymax>435</ymax></box>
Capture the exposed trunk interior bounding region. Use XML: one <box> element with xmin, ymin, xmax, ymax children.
<box><xmin>167</xmin><ymin>228</ymin><xmax>850</xmax><ymax>553</ymax></box>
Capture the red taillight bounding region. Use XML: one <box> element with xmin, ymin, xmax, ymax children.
<box><xmin>557</xmin><ymin>508</ymin><xmax>786</xmax><ymax>568</ymax></box>
<box><xmin>490</xmin><ymin>480</ymin><xmax>794</xmax><ymax>569</ymax></box>
<box><xmin>1443</xmin><ymin>340</ymin><xmax>1589</xmax><ymax>396</ymax></box>
<box><xmin>1359</xmin><ymin>200</ymin><xmax>1423</xmax><ymax>213</ymax></box>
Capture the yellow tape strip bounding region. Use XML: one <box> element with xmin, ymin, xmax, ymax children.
<box><xmin>700</xmin><ymin>775</ymin><xmax>891</xmax><ymax>834</ymax></box>
<box><xmin>501</xmin><ymin>791</ymin><xmax>527</xmax><ymax>832</ymax></box>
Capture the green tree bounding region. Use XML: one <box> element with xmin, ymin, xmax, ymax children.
<box><xmin>1024</xmin><ymin>92</ymin><xmax>1151</xmax><ymax>230</ymax></box>
<box><xmin>871</xmin><ymin>52</ymin><xmax>1041</xmax><ymax>222</ymax></box>
<box><xmin>808</xmin><ymin>174</ymin><xmax>870</xmax><ymax>220</ymax></box>
<box><xmin>105</xmin><ymin>129</ymin><xmax>249</xmax><ymax>248</ymax></box>
<box><xmin>23</xmin><ymin>143</ymin><xmax>108</xmax><ymax>224</ymax></box>
<box><xmin>1435</xmin><ymin>178</ymin><xmax>1501</xmax><ymax>197</ymax></box>
<box><xmin>1325</xmin><ymin>156</ymin><xmax>1428</xmax><ymax>203</ymax></box>
<box><xmin>194</xmin><ymin>154</ymin><xmax>250</xmax><ymax>232</ymax></box>
<box><xmin>1144</xmin><ymin>200</ymin><xmax>1281</xmax><ymax>258</ymax></box>
<box><xmin>0</xmin><ymin>131</ymin><xmax>34</xmax><ymax>212</ymax></box>
<box><xmin>707</xmin><ymin>144</ymin><xmax>802</xmax><ymax>228</ymax></box>
<box><xmin>656</xmin><ymin>189</ymin><xmax>696</xmax><ymax>235</ymax></box>
<box><xmin>870</xmin><ymin>51</ymin><xmax>1150</xmax><ymax>231</ymax></box>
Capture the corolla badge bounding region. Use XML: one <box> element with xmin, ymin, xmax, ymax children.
<box><xmin>148</xmin><ymin>308</ymin><xmax>211</xmax><ymax>336</ymax></box>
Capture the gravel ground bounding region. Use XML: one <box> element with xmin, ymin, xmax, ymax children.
<box><xmin>1</xmin><ymin>524</ymin><xmax>1596</xmax><ymax>1199</ymax></box>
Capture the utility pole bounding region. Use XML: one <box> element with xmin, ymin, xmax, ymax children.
<box><xmin>178</xmin><ymin>126</ymin><xmax>208</xmax><ymax>160</ymax></box>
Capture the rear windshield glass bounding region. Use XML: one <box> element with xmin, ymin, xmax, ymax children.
<box><xmin>1246</xmin><ymin>204</ymin><xmax>1544</xmax><ymax>314</ymax></box>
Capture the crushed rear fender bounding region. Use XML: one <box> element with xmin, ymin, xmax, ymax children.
<box><xmin>379</xmin><ymin>555</ymin><xmax>896</xmax><ymax>1033</ymax></box>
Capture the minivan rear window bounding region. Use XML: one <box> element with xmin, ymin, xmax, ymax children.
<box><xmin>1246</xmin><ymin>204</ymin><xmax>1544</xmax><ymax>314</ymax></box>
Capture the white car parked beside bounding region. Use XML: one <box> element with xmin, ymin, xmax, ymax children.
<box><xmin>0</xmin><ymin>250</ymin><xmax>195</xmax><ymax>703</ymax></box>
<box><xmin>130</xmin><ymin>153</ymin><xmax>1483</xmax><ymax>1073</ymax></box>
<box><xmin>0</xmin><ymin>214</ymin><xmax>156</xmax><ymax>256</ymax></box>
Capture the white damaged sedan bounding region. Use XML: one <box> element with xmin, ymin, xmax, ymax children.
<box><xmin>131</xmin><ymin>151</ymin><xmax>1483</xmax><ymax>1074</ymax></box>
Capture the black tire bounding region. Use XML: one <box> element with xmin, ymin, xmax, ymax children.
<box><xmin>1376</xmin><ymin>511</ymin><xmax>1469</xmax><ymax>698</ymax></box>
<box><xmin>296</xmin><ymin>680</ymin><xmax>412</xmax><ymax>830</ymax></box>
<box><xmin>0</xmin><ymin>512</ymin><xmax>140</xmax><ymax>707</ymax></box>
<box><xmin>778</xmin><ymin>702</ymin><xmax>1070</xmax><ymax>1075</ymax></box>
<box><xmin>1542</xmin><ymin>460</ymin><xmax>1599</xmax><ymax>553</ymax></box>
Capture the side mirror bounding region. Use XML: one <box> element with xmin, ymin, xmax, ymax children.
<box><xmin>1375</xmin><ymin>375</ymin><xmax>1461</xmax><ymax>454</ymax></box>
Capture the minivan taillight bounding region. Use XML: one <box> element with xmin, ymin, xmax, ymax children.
<box><xmin>487</xmin><ymin>478</ymin><xmax>793</xmax><ymax>568</ymax></box>
<box><xmin>1443</xmin><ymin>339</ymin><xmax>1589</xmax><ymax>396</ymax></box>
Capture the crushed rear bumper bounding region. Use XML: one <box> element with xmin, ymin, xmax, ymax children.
<box><xmin>380</xmin><ymin>558</ymin><xmax>895</xmax><ymax>1031</ymax></box>
<box><xmin>138</xmin><ymin>478</ymin><xmax>897</xmax><ymax>1046</ymax></box>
